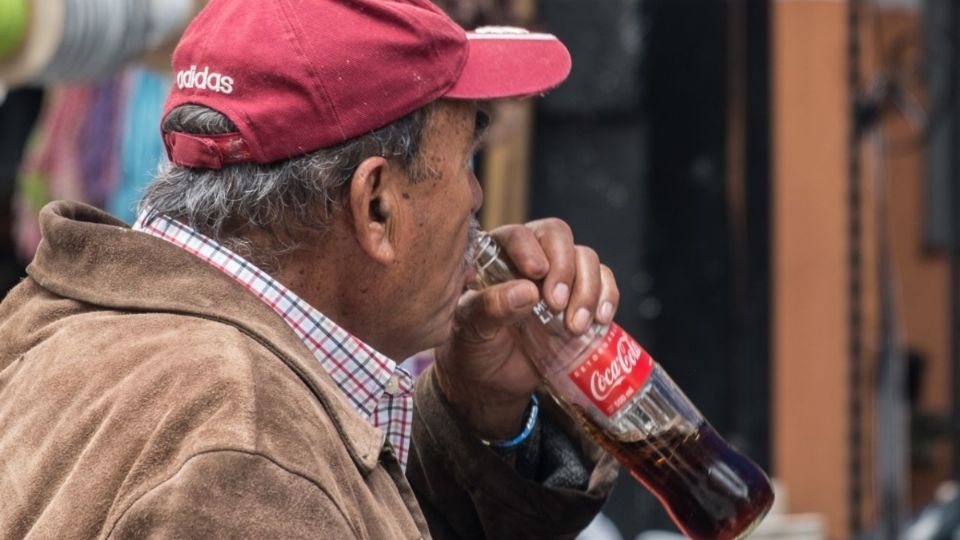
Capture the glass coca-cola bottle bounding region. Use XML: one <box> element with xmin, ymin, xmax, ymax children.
<box><xmin>473</xmin><ymin>232</ymin><xmax>774</xmax><ymax>540</ymax></box>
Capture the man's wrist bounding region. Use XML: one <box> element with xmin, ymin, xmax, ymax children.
<box><xmin>480</xmin><ymin>394</ymin><xmax>539</xmax><ymax>448</ymax></box>
<box><xmin>434</xmin><ymin>367</ymin><xmax>533</xmax><ymax>440</ymax></box>
<box><xmin>455</xmin><ymin>393</ymin><xmax>532</xmax><ymax>440</ymax></box>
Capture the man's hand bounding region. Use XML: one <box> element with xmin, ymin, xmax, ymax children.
<box><xmin>434</xmin><ymin>218</ymin><xmax>620</xmax><ymax>440</ymax></box>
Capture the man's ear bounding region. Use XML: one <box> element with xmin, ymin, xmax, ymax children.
<box><xmin>348</xmin><ymin>156</ymin><xmax>399</xmax><ymax>264</ymax></box>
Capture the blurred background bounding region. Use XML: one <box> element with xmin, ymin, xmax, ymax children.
<box><xmin>3</xmin><ymin>0</ymin><xmax>960</xmax><ymax>538</ymax></box>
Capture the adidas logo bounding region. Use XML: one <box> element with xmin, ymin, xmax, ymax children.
<box><xmin>175</xmin><ymin>65</ymin><xmax>234</xmax><ymax>94</ymax></box>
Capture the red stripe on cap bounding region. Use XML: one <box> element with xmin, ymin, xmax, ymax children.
<box><xmin>163</xmin><ymin>131</ymin><xmax>253</xmax><ymax>169</ymax></box>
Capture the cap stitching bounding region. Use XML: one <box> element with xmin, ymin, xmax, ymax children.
<box><xmin>275</xmin><ymin>0</ymin><xmax>345</xmax><ymax>143</ymax></box>
<box><xmin>193</xmin><ymin>7</ymin><xmax>234</xmax><ymax>115</ymax></box>
<box><xmin>451</xmin><ymin>33</ymin><xmax>470</xmax><ymax>94</ymax></box>
<box><xmin>388</xmin><ymin>1</ymin><xmax>464</xmax><ymax>97</ymax></box>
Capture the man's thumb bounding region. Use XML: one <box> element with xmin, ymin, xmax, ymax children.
<box><xmin>457</xmin><ymin>280</ymin><xmax>540</xmax><ymax>340</ymax></box>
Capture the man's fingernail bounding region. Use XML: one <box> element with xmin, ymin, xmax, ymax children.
<box><xmin>553</xmin><ymin>283</ymin><xmax>570</xmax><ymax>306</ymax></box>
<box><xmin>508</xmin><ymin>285</ymin><xmax>534</xmax><ymax>308</ymax></box>
<box><xmin>572</xmin><ymin>308</ymin><xmax>591</xmax><ymax>332</ymax></box>
<box><xmin>599</xmin><ymin>302</ymin><xmax>613</xmax><ymax>322</ymax></box>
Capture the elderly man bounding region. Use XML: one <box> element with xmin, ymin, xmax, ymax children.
<box><xmin>0</xmin><ymin>0</ymin><xmax>620</xmax><ymax>538</ymax></box>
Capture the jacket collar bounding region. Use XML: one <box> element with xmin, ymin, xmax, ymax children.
<box><xmin>28</xmin><ymin>201</ymin><xmax>386</xmax><ymax>473</ymax></box>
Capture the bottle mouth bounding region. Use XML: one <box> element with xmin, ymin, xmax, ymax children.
<box><xmin>471</xmin><ymin>231</ymin><xmax>500</xmax><ymax>272</ymax></box>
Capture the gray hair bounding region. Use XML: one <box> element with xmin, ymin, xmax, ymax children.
<box><xmin>139</xmin><ymin>104</ymin><xmax>433</xmax><ymax>257</ymax></box>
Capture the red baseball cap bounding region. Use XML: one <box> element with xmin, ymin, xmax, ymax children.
<box><xmin>162</xmin><ymin>0</ymin><xmax>572</xmax><ymax>169</ymax></box>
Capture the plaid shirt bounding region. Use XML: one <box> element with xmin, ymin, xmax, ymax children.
<box><xmin>134</xmin><ymin>213</ymin><xmax>415</xmax><ymax>469</ymax></box>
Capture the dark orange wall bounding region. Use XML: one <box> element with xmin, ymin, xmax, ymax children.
<box><xmin>773</xmin><ymin>1</ymin><xmax>851</xmax><ymax>538</ymax></box>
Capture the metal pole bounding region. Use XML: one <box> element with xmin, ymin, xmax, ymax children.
<box><xmin>949</xmin><ymin>0</ymin><xmax>960</xmax><ymax>483</ymax></box>
<box><xmin>847</xmin><ymin>0</ymin><xmax>864</xmax><ymax>533</ymax></box>
<box><xmin>872</xmin><ymin>126</ymin><xmax>907</xmax><ymax>540</ymax></box>
<box><xmin>725</xmin><ymin>0</ymin><xmax>747</xmax><ymax>444</ymax></box>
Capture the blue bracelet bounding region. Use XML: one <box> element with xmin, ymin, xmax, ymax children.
<box><xmin>480</xmin><ymin>394</ymin><xmax>540</xmax><ymax>448</ymax></box>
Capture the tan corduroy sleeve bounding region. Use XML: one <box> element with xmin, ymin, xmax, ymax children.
<box><xmin>107</xmin><ymin>450</ymin><xmax>358</xmax><ymax>539</ymax></box>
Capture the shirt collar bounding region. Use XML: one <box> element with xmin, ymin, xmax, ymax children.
<box><xmin>133</xmin><ymin>212</ymin><xmax>401</xmax><ymax>422</ymax></box>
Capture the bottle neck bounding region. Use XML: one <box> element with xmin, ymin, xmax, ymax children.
<box><xmin>473</xmin><ymin>233</ymin><xmax>517</xmax><ymax>289</ymax></box>
<box><xmin>472</xmin><ymin>232</ymin><xmax>569</xmax><ymax>336</ymax></box>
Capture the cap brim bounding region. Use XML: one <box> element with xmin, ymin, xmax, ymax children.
<box><xmin>444</xmin><ymin>31</ymin><xmax>571</xmax><ymax>100</ymax></box>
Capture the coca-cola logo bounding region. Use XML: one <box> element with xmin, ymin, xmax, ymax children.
<box><xmin>589</xmin><ymin>335</ymin><xmax>643</xmax><ymax>400</ymax></box>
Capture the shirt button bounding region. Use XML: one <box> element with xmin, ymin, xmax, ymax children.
<box><xmin>384</xmin><ymin>374</ymin><xmax>400</xmax><ymax>395</ymax></box>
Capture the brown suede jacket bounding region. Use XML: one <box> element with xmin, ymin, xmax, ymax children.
<box><xmin>0</xmin><ymin>202</ymin><xmax>617</xmax><ymax>539</ymax></box>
